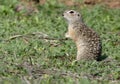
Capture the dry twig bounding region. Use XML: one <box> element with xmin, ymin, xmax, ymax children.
<box><xmin>2</xmin><ymin>32</ymin><xmax>67</xmax><ymax>42</ymax></box>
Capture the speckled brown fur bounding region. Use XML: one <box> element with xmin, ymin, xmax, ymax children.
<box><xmin>63</xmin><ymin>10</ymin><xmax>102</xmax><ymax>61</ymax></box>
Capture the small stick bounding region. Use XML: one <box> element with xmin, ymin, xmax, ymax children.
<box><xmin>2</xmin><ymin>32</ymin><xmax>68</xmax><ymax>42</ymax></box>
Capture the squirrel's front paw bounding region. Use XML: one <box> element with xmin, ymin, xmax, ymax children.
<box><xmin>65</xmin><ymin>32</ymin><xmax>69</xmax><ymax>38</ymax></box>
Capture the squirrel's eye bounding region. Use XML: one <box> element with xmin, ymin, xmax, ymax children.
<box><xmin>78</xmin><ymin>14</ymin><xmax>80</xmax><ymax>16</ymax></box>
<box><xmin>69</xmin><ymin>11</ymin><xmax>74</xmax><ymax>13</ymax></box>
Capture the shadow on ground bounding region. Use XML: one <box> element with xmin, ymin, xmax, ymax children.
<box><xmin>97</xmin><ymin>54</ymin><xmax>108</xmax><ymax>61</ymax></box>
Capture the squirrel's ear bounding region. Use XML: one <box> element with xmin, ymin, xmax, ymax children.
<box><xmin>77</xmin><ymin>13</ymin><xmax>82</xmax><ymax>18</ymax></box>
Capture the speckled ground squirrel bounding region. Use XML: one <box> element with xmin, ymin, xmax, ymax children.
<box><xmin>62</xmin><ymin>10</ymin><xmax>102</xmax><ymax>61</ymax></box>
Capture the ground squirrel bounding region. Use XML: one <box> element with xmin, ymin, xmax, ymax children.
<box><xmin>62</xmin><ymin>10</ymin><xmax>102</xmax><ymax>61</ymax></box>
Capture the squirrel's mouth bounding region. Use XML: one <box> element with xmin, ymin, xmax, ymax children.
<box><xmin>62</xmin><ymin>13</ymin><xmax>64</xmax><ymax>16</ymax></box>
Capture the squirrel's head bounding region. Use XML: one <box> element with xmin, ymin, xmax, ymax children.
<box><xmin>62</xmin><ymin>10</ymin><xmax>82</xmax><ymax>23</ymax></box>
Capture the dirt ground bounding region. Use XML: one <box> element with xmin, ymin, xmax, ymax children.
<box><xmin>21</xmin><ymin>0</ymin><xmax>120</xmax><ymax>9</ymax></box>
<box><xmin>15</xmin><ymin>0</ymin><xmax>120</xmax><ymax>15</ymax></box>
<box><xmin>84</xmin><ymin>0</ymin><xmax>120</xmax><ymax>8</ymax></box>
<box><xmin>38</xmin><ymin>0</ymin><xmax>120</xmax><ymax>8</ymax></box>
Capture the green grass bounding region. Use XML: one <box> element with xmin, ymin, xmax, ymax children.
<box><xmin>0</xmin><ymin>0</ymin><xmax>120</xmax><ymax>84</ymax></box>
